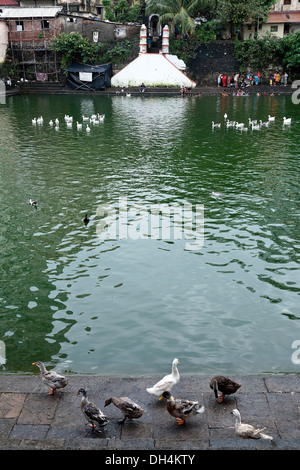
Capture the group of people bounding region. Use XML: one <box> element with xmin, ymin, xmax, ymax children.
<box><xmin>269</xmin><ymin>72</ymin><xmax>288</xmax><ymax>86</ymax></box>
<box><xmin>218</xmin><ymin>73</ymin><xmax>245</xmax><ymax>88</ymax></box>
<box><xmin>218</xmin><ymin>71</ymin><xmax>289</xmax><ymax>88</ymax></box>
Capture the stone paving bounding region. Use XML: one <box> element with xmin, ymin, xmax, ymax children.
<box><xmin>0</xmin><ymin>374</ymin><xmax>299</xmax><ymax>451</ymax></box>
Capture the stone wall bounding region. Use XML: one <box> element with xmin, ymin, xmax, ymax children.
<box><xmin>186</xmin><ymin>41</ymin><xmax>240</xmax><ymax>86</ymax></box>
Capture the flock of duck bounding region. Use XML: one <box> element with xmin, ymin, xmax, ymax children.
<box><xmin>212</xmin><ymin>113</ymin><xmax>292</xmax><ymax>131</ymax></box>
<box><xmin>31</xmin><ymin>113</ymin><xmax>105</xmax><ymax>133</ymax></box>
<box><xmin>32</xmin><ymin>358</ymin><xmax>274</xmax><ymax>441</ymax></box>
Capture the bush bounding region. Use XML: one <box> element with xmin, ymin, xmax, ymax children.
<box><xmin>51</xmin><ymin>33</ymin><xmax>138</xmax><ymax>70</ymax></box>
<box><xmin>234</xmin><ymin>32</ymin><xmax>284</xmax><ymax>72</ymax></box>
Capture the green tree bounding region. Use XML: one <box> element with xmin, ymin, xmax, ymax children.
<box><xmin>234</xmin><ymin>32</ymin><xmax>283</xmax><ymax>71</ymax></box>
<box><xmin>103</xmin><ymin>0</ymin><xmax>142</xmax><ymax>23</ymax></box>
<box><xmin>51</xmin><ymin>33</ymin><xmax>98</xmax><ymax>69</ymax></box>
<box><xmin>281</xmin><ymin>31</ymin><xmax>300</xmax><ymax>75</ymax></box>
<box><xmin>146</xmin><ymin>0</ymin><xmax>214</xmax><ymax>37</ymax></box>
<box><xmin>51</xmin><ymin>32</ymin><xmax>137</xmax><ymax>70</ymax></box>
<box><xmin>215</xmin><ymin>0</ymin><xmax>275</xmax><ymax>38</ymax></box>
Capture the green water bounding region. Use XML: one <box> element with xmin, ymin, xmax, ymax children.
<box><xmin>0</xmin><ymin>93</ymin><xmax>299</xmax><ymax>376</ymax></box>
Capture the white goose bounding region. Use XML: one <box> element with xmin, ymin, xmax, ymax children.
<box><xmin>268</xmin><ymin>115</ymin><xmax>275</xmax><ymax>122</ymax></box>
<box><xmin>212</xmin><ymin>121</ymin><xmax>221</xmax><ymax>128</ymax></box>
<box><xmin>259</xmin><ymin>120</ymin><xmax>270</xmax><ymax>127</ymax></box>
<box><xmin>248</xmin><ymin>118</ymin><xmax>257</xmax><ymax>126</ymax></box>
<box><xmin>283</xmin><ymin>117</ymin><xmax>292</xmax><ymax>125</ymax></box>
<box><xmin>76</xmin><ymin>122</ymin><xmax>82</xmax><ymax>130</ymax></box>
<box><xmin>146</xmin><ymin>358</ymin><xmax>180</xmax><ymax>399</ymax></box>
<box><xmin>32</xmin><ymin>118</ymin><xmax>37</xmax><ymax>125</ymax></box>
<box><xmin>231</xmin><ymin>409</ymin><xmax>273</xmax><ymax>440</ymax></box>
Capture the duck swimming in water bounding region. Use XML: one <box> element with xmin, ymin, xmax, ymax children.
<box><xmin>83</xmin><ymin>214</ymin><xmax>90</xmax><ymax>224</ymax></box>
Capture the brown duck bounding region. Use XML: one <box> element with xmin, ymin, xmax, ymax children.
<box><xmin>162</xmin><ymin>391</ymin><xmax>205</xmax><ymax>426</ymax></box>
<box><xmin>210</xmin><ymin>375</ymin><xmax>241</xmax><ymax>403</ymax></box>
<box><xmin>104</xmin><ymin>396</ymin><xmax>146</xmax><ymax>424</ymax></box>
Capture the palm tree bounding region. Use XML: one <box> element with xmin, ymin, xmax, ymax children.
<box><xmin>146</xmin><ymin>0</ymin><xmax>213</xmax><ymax>37</ymax></box>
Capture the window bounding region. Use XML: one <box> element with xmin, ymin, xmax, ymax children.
<box><xmin>96</xmin><ymin>6</ymin><xmax>103</xmax><ymax>18</ymax></box>
<box><xmin>69</xmin><ymin>5</ymin><xmax>79</xmax><ymax>12</ymax></box>
<box><xmin>284</xmin><ymin>0</ymin><xmax>291</xmax><ymax>4</ymax></box>
<box><xmin>270</xmin><ymin>25</ymin><xmax>278</xmax><ymax>32</ymax></box>
<box><xmin>16</xmin><ymin>21</ymin><xmax>24</xmax><ymax>31</ymax></box>
<box><xmin>41</xmin><ymin>20</ymin><xmax>50</xmax><ymax>29</ymax></box>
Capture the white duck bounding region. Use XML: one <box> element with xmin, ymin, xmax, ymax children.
<box><xmin>283</xmin><ymin>117</ymin><xmax>292</xmax><ymax>125</ymax></box>
<box><xmin>33</xmin><ymin>361</ymin><xmax>68</xmax><ymax>395</ymax></box>
<box><xmin>231</xmin><ymin>409</ymin><xmax>273</xmax><ymax>440</ymax></box>
<box><xmin>268</xmin><ymin>115</ymin><xmax>275</xmax><ymax>122</ymax></box>
<box><xmin>212</xmin><ymin>121</ymin><xmax>221</xmax><ymax>129</ymax></box>
<box><xmin>29</xmin><ymin>198</ymin><xmax>37</xmax><ymax>207</ymax></box>
<box><xmin>146</xmin><ymin>358</ymin><xmax>180</xmax><ymax>399</ymax></box>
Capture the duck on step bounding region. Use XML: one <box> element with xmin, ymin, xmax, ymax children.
<box><xmin>210</xmin><ymin>375</ymin><xmax>241</xmax><ymax>403</ymax></box>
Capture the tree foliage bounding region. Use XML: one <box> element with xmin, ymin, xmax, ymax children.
<box><xmin>234</xmin><ymin>32</ymin><xmax>283</xmax><ymax>71</ymax></box>
<box><xmin>51</xmin><ymin>33</ymin><xmax>137</xmax><ymax>70</ymax></box>
<box><xmin>281</xmin><ymin>31</ymin><xmax>300</xmax><ymax>73</ymax></box>
<box><xmin>146</xmin><ymin>0</ymin><xmax>214</xmax><ymax>36</ymax></box>
<box><xmin>234</xmin><ymin>31</ymin><xmax>300</xmax><ymax>77</ymax></box>
<box><xmin>102</xmin><ymin>0</ymin><xmax>142</xmax><ymax>23</ymax></box>
<box><xmin>215</xmin><ymin>0</ymin><xmax>276</xmax><ymax>37</ymax></box>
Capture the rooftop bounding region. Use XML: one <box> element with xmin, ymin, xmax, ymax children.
<box><xmin>0</xmin><ymin>6</ymin><xmax>62</xmax><ymax>18</ymax></box>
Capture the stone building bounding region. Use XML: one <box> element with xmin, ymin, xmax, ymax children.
<box><xmin>0</xmin><ymin>5</ymin><xmax>140</xmax><ymax>80</ymax></box>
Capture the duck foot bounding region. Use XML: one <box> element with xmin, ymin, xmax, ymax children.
<box><xmin>216</xmin><ymin>394</ymin><xmax>224</xmax><ymax>403</ymax></box>
<box><xmin>176</xmin><ymin>418</ymin><xmax>185</xmax><ymax>425</ymax></box>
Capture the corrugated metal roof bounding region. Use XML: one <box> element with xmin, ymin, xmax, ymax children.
<box><xmin>0</xmin><ymin>7</ymin><xmax>62</xmax><ymax>18</ymax></box>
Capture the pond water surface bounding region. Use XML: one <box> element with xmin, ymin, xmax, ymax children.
<box><xmin>0</xmin><ymin>92</ymin><xmax>299</xmax><ymax>376</ymax></box>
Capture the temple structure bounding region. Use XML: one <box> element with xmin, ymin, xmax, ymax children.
<box><xmin>111</xmin><ymin>24</ymin><xmax>196</xmax><ymax>88</ymax></box>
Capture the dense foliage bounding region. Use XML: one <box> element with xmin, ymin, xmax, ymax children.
<box><xmin>146</xmin><ymin>0</ymin><xmax>214</xmax><ymax>36</ymax></box>
<box><xmin>234</xmin><ymin>31</ymin><xmax>300</xmax><ymax>76</ymax></box>
<box><xmin>51</xmin><ymin>33</ymin><xmax>137</xmax><ymax>70</ymax></box>
<box><xmin>102</xmin><ymin>0</ymin><xmax>142</xmax><ymax>23</ymax></box>
<box><xmin>215</xmin><ymin>0</ymin><xmax>276</xmax><ymax>37</ymax></box>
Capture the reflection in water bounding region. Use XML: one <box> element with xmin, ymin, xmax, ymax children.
<box><xmin>0</xmin><ymin>94</ymin><xmax>299</xmax><ymax>376</ymax></box>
